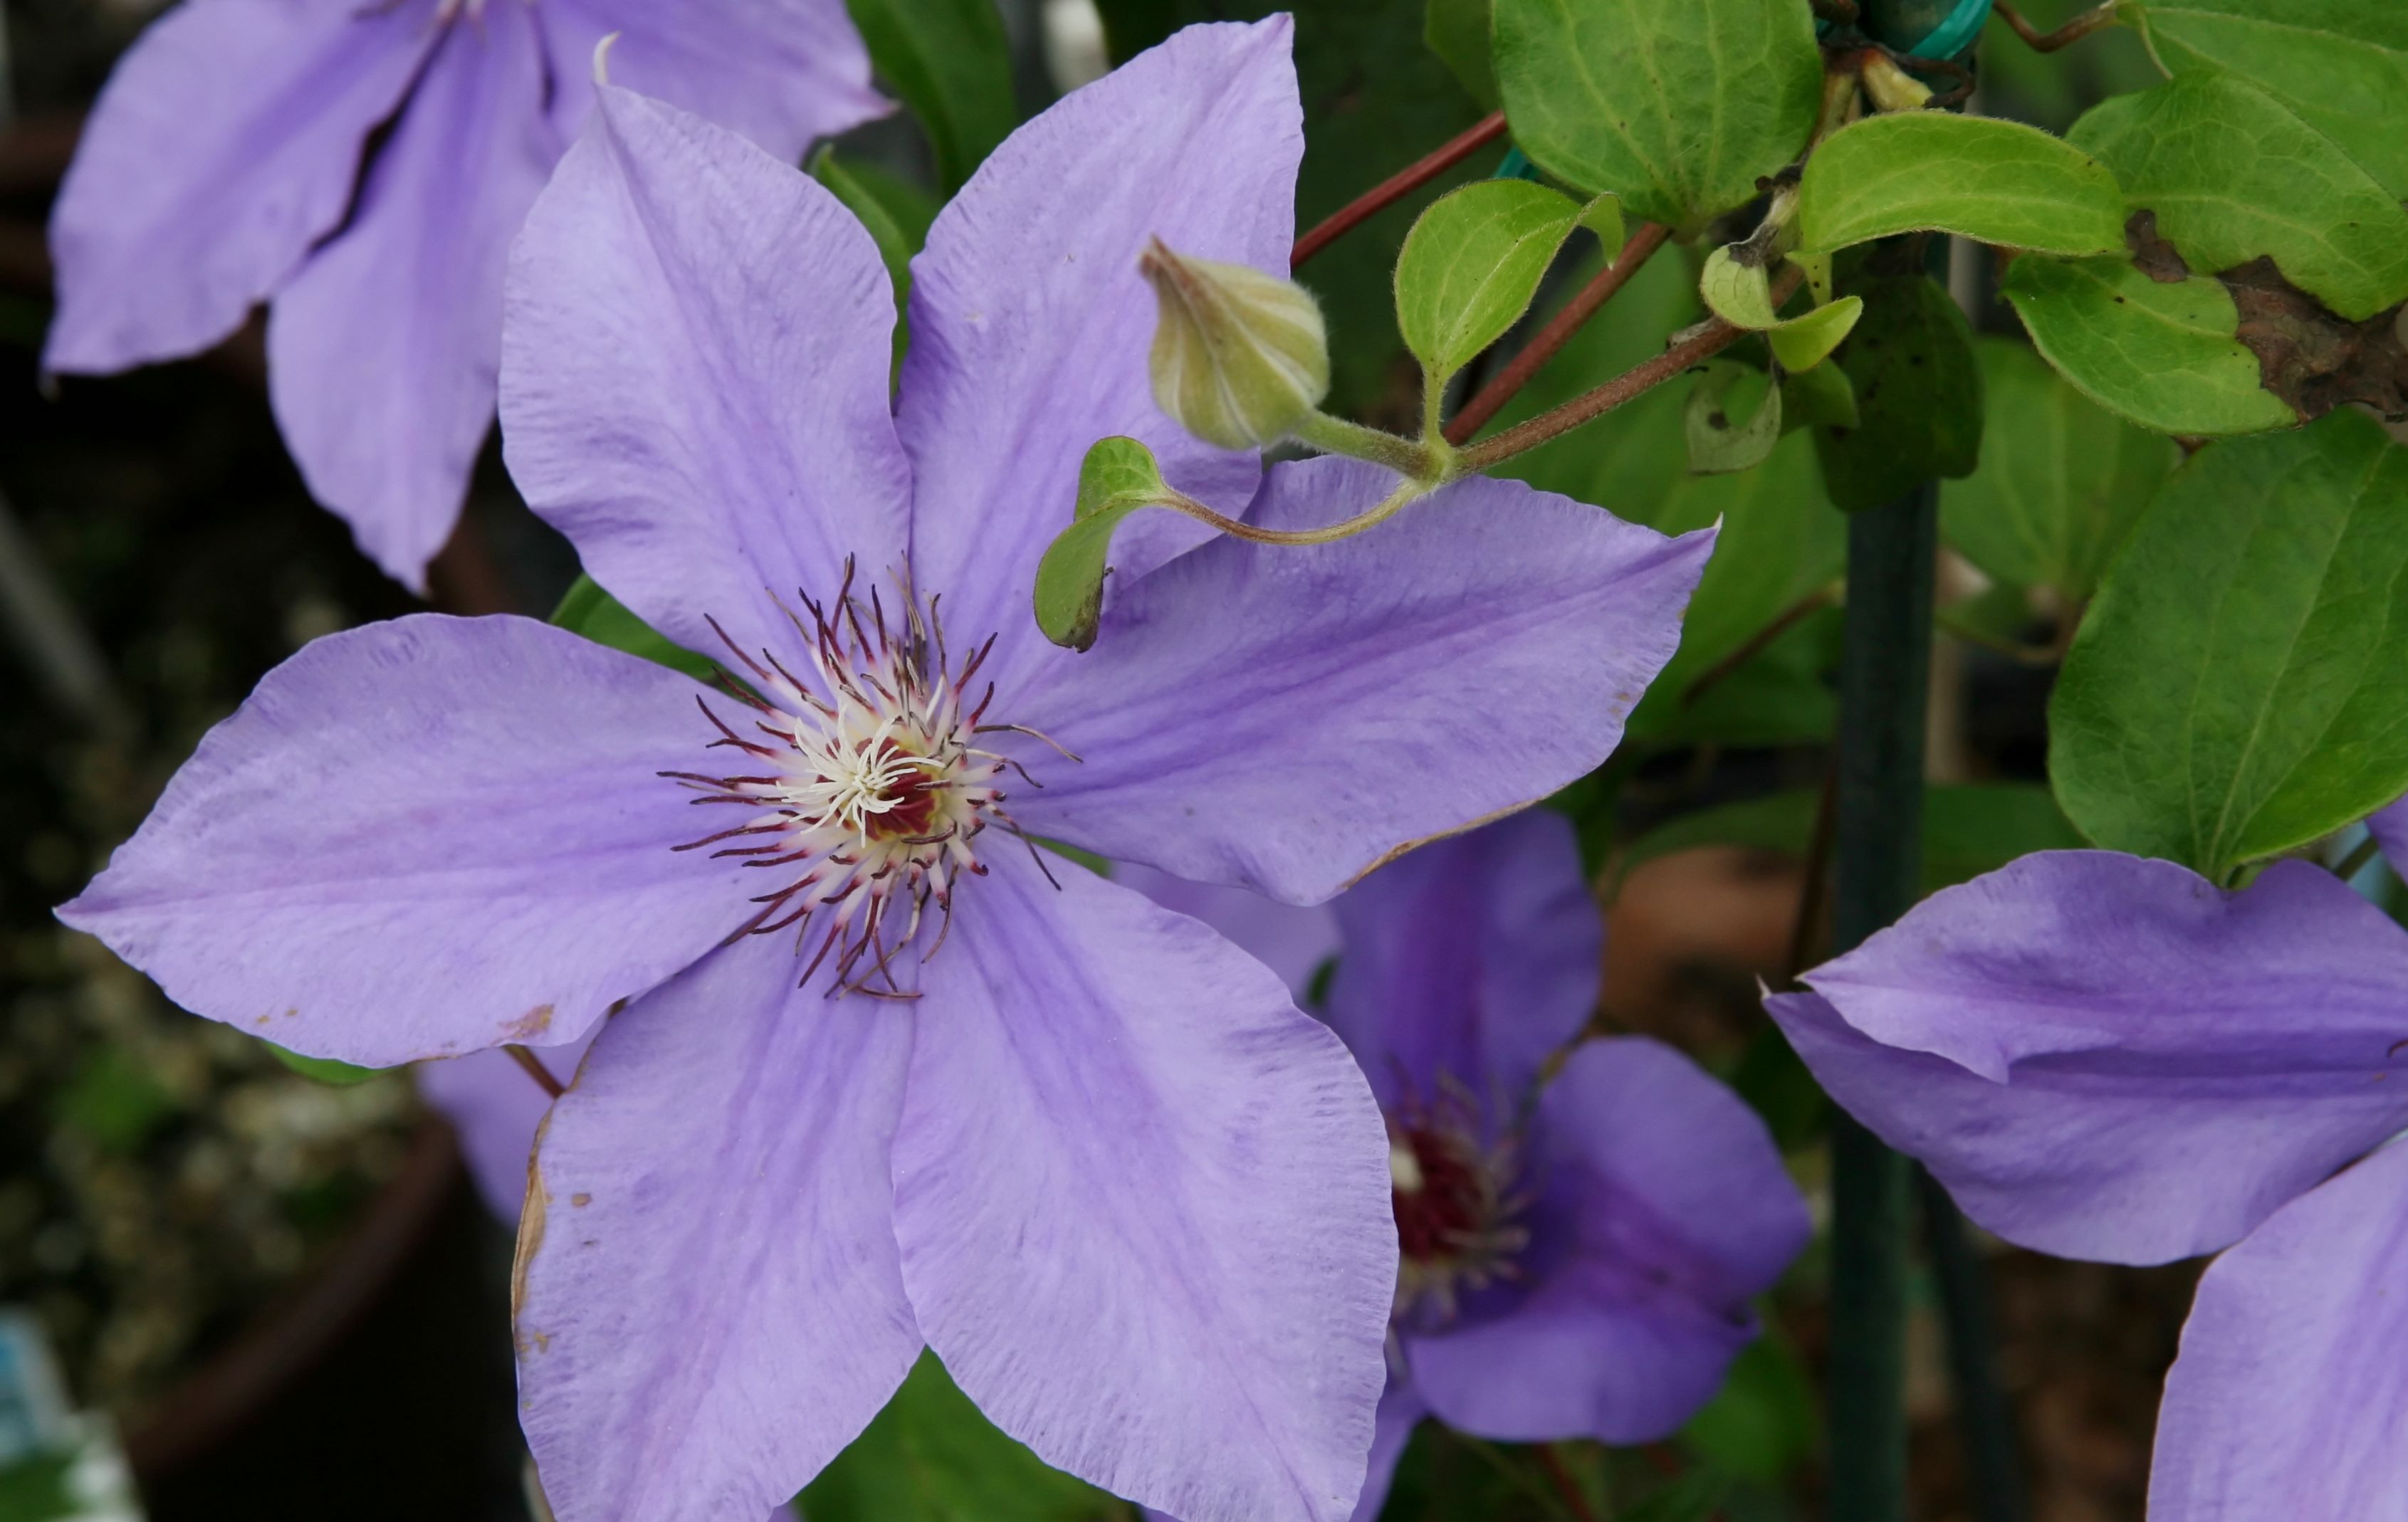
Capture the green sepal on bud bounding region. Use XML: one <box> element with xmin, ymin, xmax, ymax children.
<box><xmin>1139</xmin><ymin>238</ymin><xmax>1330</xmax><ymax>451</ymax></box>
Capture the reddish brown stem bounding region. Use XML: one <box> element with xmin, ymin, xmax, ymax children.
<box><xmin>1535</xmin><ymin>1444</ymin><xmax>1601</xmax><ymax>1522</ymax></box>
<box><xmin>506</xmin><ymin>1043</ymin><xmax>565</xmax><ymax>1099</ymax></box>
<box><xmin>1992</xmin><ymin>0</ymin><xmax>2120</xmax><ymax>51</ymax></box>
<box><xmin>1458</xmin><ymin>266</ymin><xmax>1806</xmax><ymax>471</ymax></box>
<box><xmin>1290</xmin><ymin>111</ymin><xmax>1508</xmax><ymax>271</ymax></box>
<box><xmin>1446</xmin><ymin>221</ymin><xmax>1672</xmax><ymax>444</ymax></box>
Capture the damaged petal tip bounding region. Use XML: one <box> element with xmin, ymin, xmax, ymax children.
<box><xmin>591</xmin><ymin>31</ymin><xmax>622</xmax><ymax>86</ymax></box>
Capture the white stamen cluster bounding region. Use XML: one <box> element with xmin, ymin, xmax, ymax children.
<box><xmin>665</xmin><ymin>565</ymin><xmax>1061</xmax><ymax>997</ymax></box>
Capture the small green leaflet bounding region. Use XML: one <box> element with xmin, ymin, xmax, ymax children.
<box><xmin>1394</xmin><ymin>179</ymin><xmax>1617</xmax><ymax>384</ymax></box>
<box><xmin>1697</xmin><ymin>248</ymin><xmax>1863</xmax><ymax>369</ymax></box>
<box><xmin>2001</xmin><ymin>253</ymin><xmax>2294</xmax><ymax>436</ymax></box>
<box><xmin>2051</xmin><ymin>411</ymin><xmax>2408</xmax><ymax>877</ymax></box>
<box><xmin>1796</xmin><ymin>113</ymin><xmax>2125</xmax><ymax>256</ymax></box>
<box><xmin>1032</xmin><ymin>436</ymin><xmax>1176</xmax><ymax>651</ymax></box>
<box><xmin>2071</xmin><ymin>73</ymin><xmax>2408</xmax><ymax>321</ymax></box>
<box><xmin>1493</xmin><ymin>0</ymin><xmax>1821</xmax><ymax>233</ymax></box>
<box><xmin>1685</xmin><ymin>361</ymin><xmax>1784</xmax><ymax>475</ymax></box>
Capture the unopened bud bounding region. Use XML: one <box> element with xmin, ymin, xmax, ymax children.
<box><xmin>1860</xmin><ymin>52</ymin><xmax>1934</xmax><ymax>112</ymax></box>
<box><xmin>1139</xmin><ymin>237</ymin><xmax>1329</xmax><ymax>451</ymax></box>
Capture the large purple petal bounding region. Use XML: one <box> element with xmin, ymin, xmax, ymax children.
<box><xmin>895</xmin><ymin>17</ymin><xmax>1299</xmax><ymax>682</ymax></box>
<box><xmin>515</xmin><ymin>935</ymin><xmax>921</xmax><ymax>1522</ymax></box>
<box><xmin>1769</xmin><ymin>851</ymin><xmax>2408</xmax><ymax>1263</ymax></box>
<box><xmin>891</xmin><ymin>854</ymin><xmax>1393</xmax><ymax>1522</ymax></box>
<box><xmin>1324</xmin><ymin>809</ymin><xmax>1601</xmax><ymax>1112</ymax></box>
<box><xmin>58</xmin><ymin>615</ymin><xmax>747</xmax><ymax>1068</ymax></box>
<box><xmin>2148</xmin><ymin>1139</ymin><xmax>2408</xmax><ymax>1521</ymax></box>
<box><xmin>43</xmin><ymin>0</ymin><xmax>435</xmax><ymax>373</ymax></box>
<box><xmin>1010</xmin><ymin>460</ymin><xmax>1711</xmax><ymax>905</ymax></box>
<box><xmin>417</xmin><ymin>1032</ymin><xmax>594</xmax><ymax>1221</ymax></box>
<box><xmin>269</xmin><ymin>9</ymin><xmax>556</xmax><ymax>590</ymax></box>
<box><xmin>1404</xmin><ymin>1039</ymin><xmax>1808</xmax><ymax>1444</ymax></box>
<box><xmin>1108</xmin><ymin>860</ymin><xmax>1339</xmax><ymax>999</ymax></box>
<box><xmin>538</xmin><ymin>0</ymin><xmax>884</xmax><ymax>156</ymax></box>
<box><xmin>1352</xmin><ymin>1381</ymin><xmax>1427</xmax><ymax>1522</ymax></box>
<box><xmin>501</xmin><ymin>84</ymin><xmax>910</xmax><ymax>666</ymax></box>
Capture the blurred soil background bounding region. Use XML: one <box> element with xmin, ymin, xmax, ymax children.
<box><xmin>0</xmin><ymin>0</ymin><xmax>2194</xmax><ymax>1517</ymax></box>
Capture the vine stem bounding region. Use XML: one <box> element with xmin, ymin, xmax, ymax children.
<box><xmin>507</xmin><ymin>1044</ymin><xmax>565</xmax><ymax>1099</ymax></box>
<box><xmin>1456</xmin><ymin>266</ymin><xmax>1806</xmax><ymax>473</ymax></box>
<box><xmin>1991</xmin><ymin>0</ymin><xmax>2120</xmax><ymax>51</ymax></box>
<box><xmin>1290</xmin><ymin>111</ymin><xmax>1507</xmax><ymax>271</ymax></box>
<box><xmin>2334</xmin><ymin>834</ymin><xmax>2385</xmax><ymax>883</ymax></box>
<box><xmin>1151</xmin><ymin>478</ymin><xmax>1423</xmax><ymax>547</ymax></box>
<box><xmin>1445</xmin><ymin>222</ymin><xmax>1674</xmax><ymax>444</ymax></box>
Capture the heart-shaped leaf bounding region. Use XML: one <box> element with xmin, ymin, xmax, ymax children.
<box><xmin>1395</xmin><ymin>179</ymin><xmax>1590</xmax><ymax>382</ymax></box>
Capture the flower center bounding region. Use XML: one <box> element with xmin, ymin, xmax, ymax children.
<box><xmin>1387</xmin><ymin>1094</ymin><xmax>1529</xmax><ymax>1326</ymax></box>
<box><xmin>664</xmin><ymin>564</ymin><xmax>1061</xmax><ymax>997</ymax></box>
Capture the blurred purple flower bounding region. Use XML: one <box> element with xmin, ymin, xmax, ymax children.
<box><xmin>43</xmin><ymin>0</ymin><xmax>882</xmax><ymax>589</ymax></box>
<box><xmin>60</xmin><ymin>21</ymin><xmax>1714</xmax><ymax>1522</ymax></box>
<box><xmin>1319</xmin><ymin>812</ymin><xmax>1809</xmax><ymax>1517</ymax></box>
<box><xmin>1766</xmin><ymin>822</ymin><xmax>2408</xmax><ymax>1521</ymax></box>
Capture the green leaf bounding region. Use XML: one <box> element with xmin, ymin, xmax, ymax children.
<box><xmin>1425</xmin><ymin>0</ymin><xmax>1499</xmax><ymax>107</ymax></box>
<box><xmin>1395</xmin><ymin>179</ymin><xmax>1584</xmax><ymax>382</ymax></box>
<box><xmin>1796</xmin><ymin>113</ymin><xmax>2126</xmax><ymax>256</ymax></box>
<box><xmin>802</xmin><ymin>1350</ymin><xmax>1117</xmax><ymax>1522</ymax></box>
<box><xmin>2050</xmin><ymin>411</ymin><xmax>2408</xmax><ymax>876</ymax></box>
<box><xmin>844</xmin><ymin>0</ymin><xmax>1017</xmax><ymax>194</ymax></box>
<box><xmin>812</xmin><ymin>149</ymin><xmax>939</xmax><ymax>377</ymax></box>
<box><xmin>1766</xmin><ymin>294</ymin><xmax>1864</xmax><ymax>372</ymax></box>
<box><xmin>2001</xmin><ymin>253</ymin><xmax>2296</xmax><ymax>435</ymax></box>
<box><xmin>267</xmin><ymin>1043</ymin><xmax>379</xmax><ymax>1086</ymax></box>
<box><xmin>1685</xmin><ymin>360</ymin><xmax>1784</xmax><ymax>474</ymax></box>
<box><xmin>1701</xmin><ymin>247</ymin><xmax>1782</xmax><ymax>329</ymax></box>
<box><xmin>2126</xmin><ymin>0</ymin><xmax>2408</xmax><ymax>199</ymax></box>
<box><xmin>1684</xmin><ymin>1331</ymin><xmax>1821</xmax><ymax>1485</ymax></box>
<box><xmin>1033</xmin><ymin>436</ymin><xmax>1175</xmax><ymax>651</ymax></box>
<box><xmin>1940</xmin><ymin>337</ymin><xmax>2178</xmax><ymax>599</ymax></box>
<box><xmin>1812</xmin><ymin>274</ymin><xmax>1985</xmax><ymax>513</ymax></box>
<box><xmin>550</xmin><ymin>575</ymin><xmax>722</xmax><ymax>684</ymax></box>
<box><xmin>1493</xmin><ymin>0</ymin><xmax>1821</xmax><ymax>233</ymax></box>
<box><xmin>1781</xmin><ymin>357</ymin><xmax>1860</xmax><ymax>431</ymax></box>
<box><xmin>1626</xmin><ymin>429</ymin><xmax>1846</xmax><ymax>743</ymax></box>
<box><xmin>2070</xmin><ymin>74</ymin><xmax>2408</xmax><ymax>321</ymax></box>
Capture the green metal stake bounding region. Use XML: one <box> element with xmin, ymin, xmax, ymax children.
<box><xmin>1825</xmin><ymin>484</ymin><xmax>1937</xmax><ymax>1522</ymax></box>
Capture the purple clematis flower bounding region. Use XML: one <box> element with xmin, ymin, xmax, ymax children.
<box><xmin>43</xmin><ymin>0</ymin><xmax>882</xmax><ymax>589</ymax></box>
<box><xmin>1313</xmin><ymin>811</ymin><xmax>1811</xmax><ymax>1518</ymax></box>
<box><xmin>1766</xmin><ymin>822</ymin><xmax>2408</xmax><ymax>1521</ymax></box>
<box><xmin>59</xmin><ymin>21</ymin><xmax>1715</xmax><ymax>1522</ymax></box>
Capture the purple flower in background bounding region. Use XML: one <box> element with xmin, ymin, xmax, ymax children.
<box><xmin>1766</xmin><ymin>815</ymin><xmax>2408</xmax><ymax>1520</ymax></box>
<box><xmin>61</xmin><ymin>21</ymin><xmax>1713</xmax><ymax>1522</ymax></box>
<box><xmin>1316</xmin><ymin>812</ymin><xmax>1809</xmax><ymax>1518</ymax></box>
<box><xmin>43</xmin><ymin>0</ymin><xmax>882</xmax><ymax>589</ymax></box>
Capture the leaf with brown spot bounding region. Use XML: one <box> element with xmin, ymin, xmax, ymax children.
<box><xmin>2224</xmin><ymin>257</ymin><xmax>2408</xmax><ymax>423</ymax></box>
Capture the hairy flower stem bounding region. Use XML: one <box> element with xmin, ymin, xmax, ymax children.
<box><xmin>1826</xmin><ymin>485</ymin><xmax>1937</xmax><ymax>1522</ymax></box>
<box><xmin>1150</xmin><ymin>478</ymin><xmax>1425</xmax><ymax>547</ymax></box>
<box><xmin>1455</xmin><ymin>265</ymin><xmax>1808</xmax><ymax>474</ymax></box>
<box><xmin>1290</xmin><ymin>111</ymin><xmax>1508</xmax><ymax>271</ymax></box>
<box><xmin>1293</xmin><ymin>410</ymin><xmax>1450</xmax><ymax>481</ymax></box>
<box><xmin>1445</xmin><ymin>223</ymin><xmax>1674</xmax><ymax>444</ymax></box>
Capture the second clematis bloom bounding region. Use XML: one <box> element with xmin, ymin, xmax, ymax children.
<box><xmin>1314</xmin><ymin>812</ymin><xmax>1810</xmax><ymax>1518</ymax></box>
<box><xmin>1766</xmin><ymin>804</ymin><xmax>2408</xmax><ymax>1521</ymax></box>
<box><xmin>42</xmin><ymin>0</ymin><xmax>883</xmax><ymax>589</ymax></box>
<box><xmin>59</xmin><ymin>21</ymin><xmax>1715</xmax><ymax>1522</ymax></box>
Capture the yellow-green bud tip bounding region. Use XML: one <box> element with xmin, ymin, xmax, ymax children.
<box><xmin>1138</xmin><ymin>237</ymin><xmax>1330</xmax><ymax>452</ymax></box>
<box><xmin>1860</xmin><ymin>52</ymin><xmax>1934</xmax><ymax>113</ymax></box>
